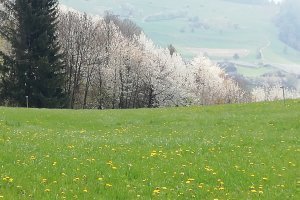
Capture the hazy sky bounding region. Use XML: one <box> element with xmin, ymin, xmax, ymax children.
<box><xmin>270</xmin><ymin>0</ymin><xmax>283</xmax><ymax>3</ymax></box>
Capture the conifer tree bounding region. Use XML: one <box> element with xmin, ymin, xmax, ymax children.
<box><xmin>0</xmin><ymin>0</ymin><xmax>65</xmax><ymax>108</ymax></box>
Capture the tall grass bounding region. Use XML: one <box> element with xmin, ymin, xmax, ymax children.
<box><xmin>0</xmin><ymin>100</ymin><xmax>299</xmax><ymax>199</ymax></box>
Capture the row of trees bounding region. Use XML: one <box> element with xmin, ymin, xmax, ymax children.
<box><xmin>252</xmin><ymin>83</ymin><xmax>300</xmax><ymax>102</ymax></box>
<box><xmin>56</xmin><ymin>9</ymin><xmax>252</xmax><ymax>109</ymax></box>
<box><xmin>56</xmin><ymin>9</ymin><xmax>300</xmax><ymax>108</ymax></box>
<box><xmin>0</xmin><ymin>1</ymin><xmax>298</xmax><ymax>109</ymax></box>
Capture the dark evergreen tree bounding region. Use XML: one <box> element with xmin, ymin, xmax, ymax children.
<box><xmin>0</xmin><ymin>0</ymin><xmax>66</xmax><ymax>108</ymax></box>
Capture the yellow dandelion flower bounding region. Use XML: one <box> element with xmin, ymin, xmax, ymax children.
<box><xmin>97</xmin><ymin>177</ymin><xmax>103</xmax><ymax>181</ymax></box>
<box><xmin>8</xmin><ymin>178</ymin><xmax>13</xmax><ymax>183</ymax></box>
<box><xmin>44</xmin><ymin>189</ymin><xmax>51</xmax><ymax>192</ymax></box>
<box><xmin>41</xmin><ymin>178</ymin><xmax>47</xmax><ymax>183</ymax></box>
<box><xmin>186</xmin><ymin>180</ymin><xmax>191</xmax><ymax>184</ymax></box>
<box><xmin>251</xmin><ymin>189</ymin><xmax>257</xmax><ymax>193</ymax></box>
<box><xmin>106</xmin><ymin>161</ymin><xmax>113</xmax><ymax>165</ymax></box>
<box><xmin>262</xmin><ymin>177</ymin><xmax>268</xmax><ymax>181</ymax></box>
<box><xmin>0</xmin><ymin>195</ymin><xmax>3</xmax><ymax>198</ymax></box>
<box><xmin>153</xmin><ymin>188</ymin><xmax>160</xmax><ymax>195</ymax></box>
<box><xmin>105</xmin><ymin>183</ymin><xmax>112</xmax><ymax>187</ymax></box>
<box><xmin>73</xmin><ymin>177</ymin><xmax>80</xmax><ymax>181</ymax></box>
<box><xmin>83</xmin><ymin>189</ymin><xmax>88</xmax><ymax>193</ymax></box>
<box><xmin>30</xmin><ymin>156</ymin><xmax>36</xmax><ymax>160</ymax></box>
<box><xmin>150</xmin><ymin>151</ymin><xmax>157</xmax><ymax>157</ymax></box>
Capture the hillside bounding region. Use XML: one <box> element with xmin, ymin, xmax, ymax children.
<box><xmin>0</xmin><ymin>100</ymin><xmax>299</xmax><ymax>199</ymax></box>
<box><xmin>60</xmin><ymin>0</ymin><xmax>300</xmax><ymax>78</ymax></box>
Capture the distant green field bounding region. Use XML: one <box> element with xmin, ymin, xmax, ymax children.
<box><xmin>0</xmin><ymin>100</ymin><xmax>299</xmax><ymax>199</ymax></box>
<box><xmin>236</xmin><ymin>65</ymin><xmax>275</xmax><ymax>77</ymax></box>
<box><xmin>61</xmin><ymin>0</ymin><xmax>300</xmax><ymax>72</ymax></box>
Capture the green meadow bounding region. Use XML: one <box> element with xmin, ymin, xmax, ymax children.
<box><xmin>0</xmin><ymin>100</ymin><xmax>299</xmax><ymax>199</ymax></box>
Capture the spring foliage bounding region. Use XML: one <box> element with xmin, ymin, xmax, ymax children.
<box><xmin>57</xmin><ymin>11</ymin><xmax>252</xmax><ymax>109</ymax></box>
<box><xmin>1</xmin><ymin>6</ymin><xmax>299</xmax><ymax>108</ymax></box>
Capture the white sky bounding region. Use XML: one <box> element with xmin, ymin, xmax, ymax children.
<box><xmin>270</xmin><ymin>0</ymin><xmax>283</xmax><ymax>3</ymax></box>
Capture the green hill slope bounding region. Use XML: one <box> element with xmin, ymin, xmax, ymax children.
<box><xmin>0</xmin><ymin>100</ymin><xmax>299</xmax><ymax>199</ymax></box>
<box><xmin>61</xmin><ymin>0</ymin><xmax>300</xmax><ymax>75</ymax></box>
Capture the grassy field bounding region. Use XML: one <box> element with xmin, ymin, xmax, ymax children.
<box><xmin>0</xmin><ymin>101</ymin><xmax>299</xmax><ymax>199</ymax></box>
<box><xmin>236</xmin><ymin>65</ymin><xmax>275</xmax><ymax>77</ymax></box>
